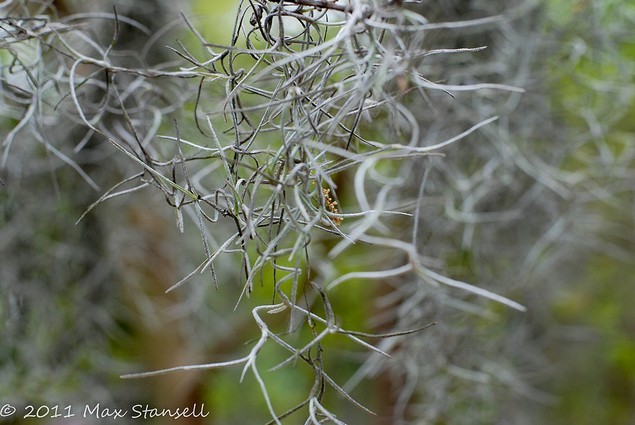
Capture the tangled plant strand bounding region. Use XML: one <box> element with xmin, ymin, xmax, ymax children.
<box><xmin>1</xmin><ymin>0</ymin><xmax>528</xmax><ymax>422</ymax></box>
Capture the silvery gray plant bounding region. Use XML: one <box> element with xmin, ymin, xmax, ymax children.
<box><xmin>2</xmin><ymin>0</ymin><xmax>632</xmax><ymax>423</ymax></box>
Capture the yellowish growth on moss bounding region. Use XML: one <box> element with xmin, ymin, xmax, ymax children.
<box><xmin>322</xmin><ymin>188</ymin><xmax>343</xmax><ymax>226</ymax></box>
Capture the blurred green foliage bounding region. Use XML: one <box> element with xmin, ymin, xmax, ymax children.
<box><xmin>1</xmin><ymin>0</ymin><xmax>634</xmax><ymax>423</ymax></box>
<box><xmin>539</xmin><ymin>0</ymin><xmax>635</xmax><ymax>423</ymax></box>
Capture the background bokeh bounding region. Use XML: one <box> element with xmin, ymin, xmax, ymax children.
<box><xmin>1</xmin><ymin>0</ymin><xmax>633</xmax><ymax>424</ymax></box>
